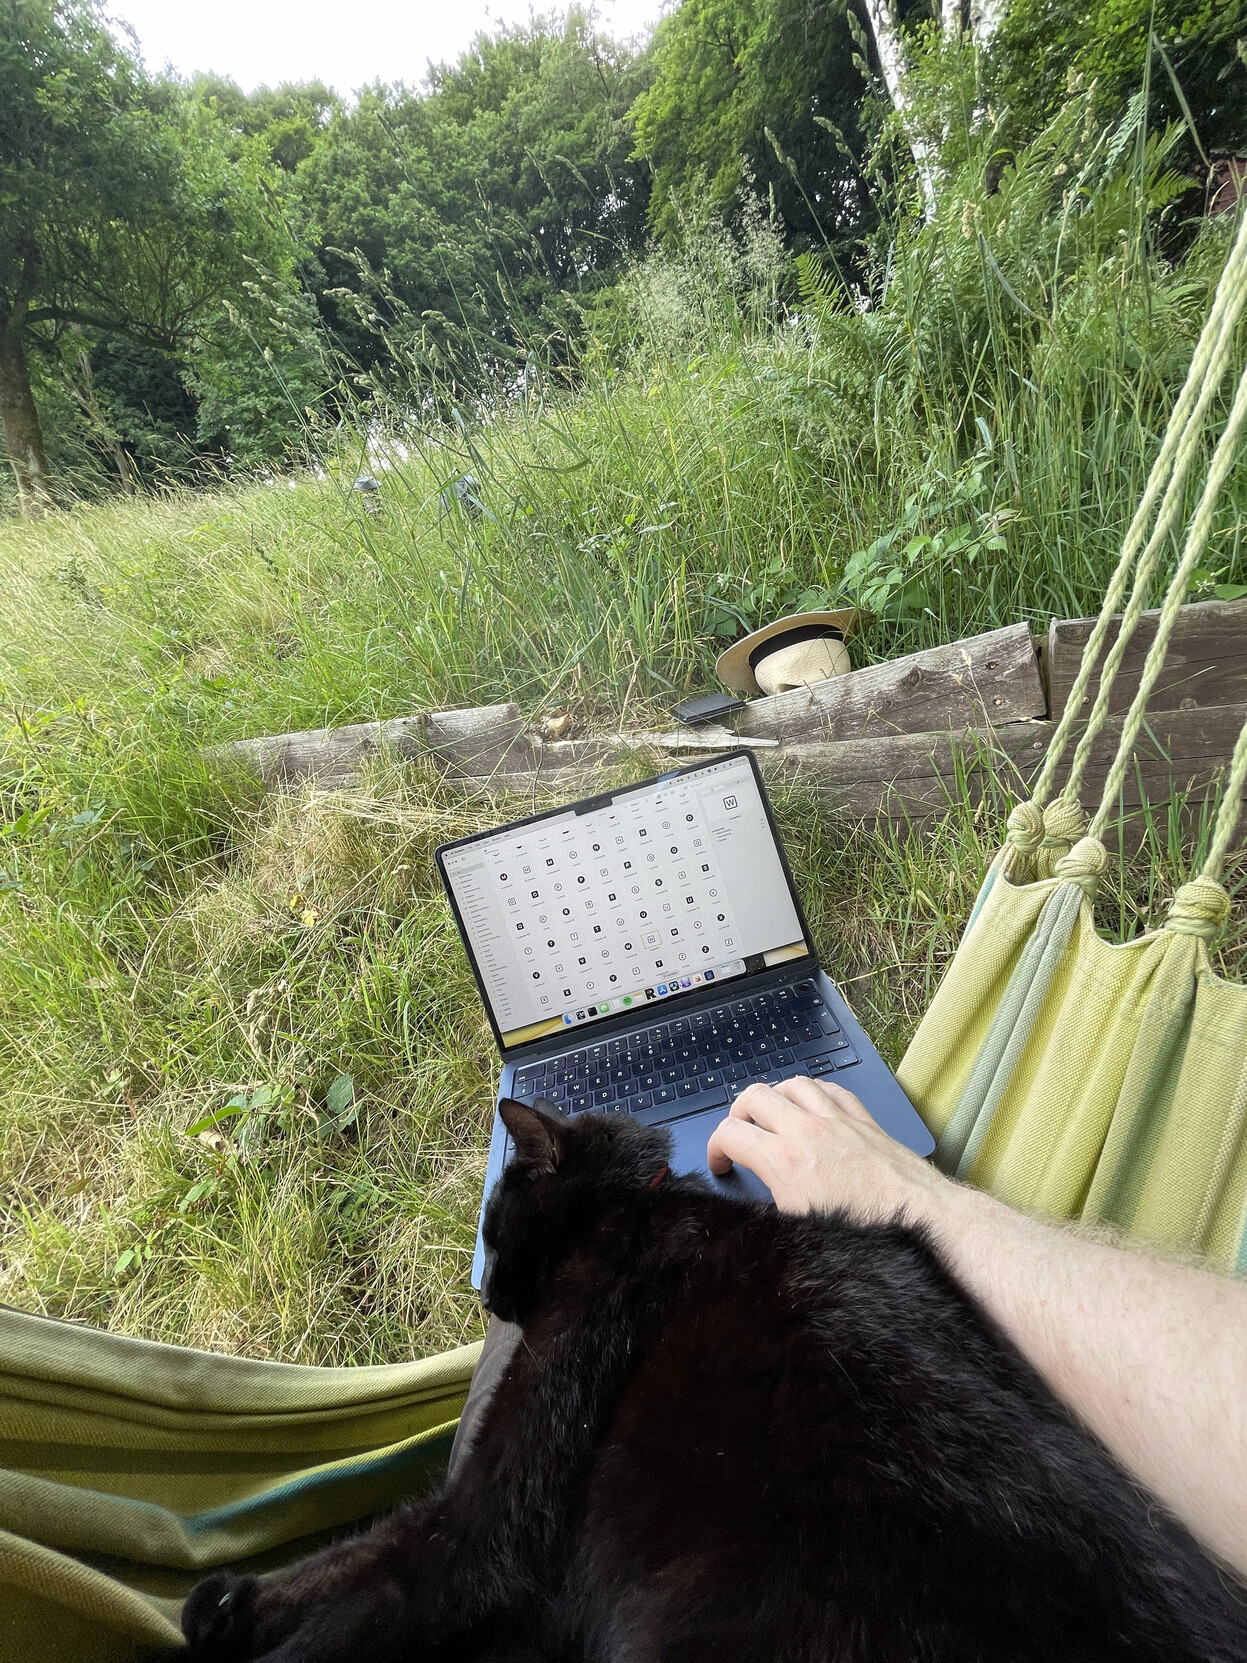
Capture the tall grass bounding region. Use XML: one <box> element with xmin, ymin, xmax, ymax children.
<box><xmin>1</xmin><ymin>90</ymin><xmax>1245</xmax><ymax>1363</ymax></box>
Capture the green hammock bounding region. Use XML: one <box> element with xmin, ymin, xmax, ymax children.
<box><xmin>0</xmin><ymin>1306</ymin><xmax>478</xmax><ymax>1661</ymax></box>
<box><xmin>3</xmin><ymin>210</ymin><xmax>1246</xmax><ymax>1663</ymax></box>
<box><xmin>899</xmin><ymin>206</ymin><xmax>1247</xmax><ymax>1270</ymax></box>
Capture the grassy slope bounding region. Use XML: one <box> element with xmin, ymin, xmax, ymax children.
<box><xmin>2</xmin><ymin>163</ymin><xmax>1245</xmax><ymax>1363</ymax></box>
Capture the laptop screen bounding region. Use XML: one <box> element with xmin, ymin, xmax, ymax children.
<box><xmin>438</xmin><ymin>753</ymin><xmax>811</xmax><ymax>1051</ymax></box>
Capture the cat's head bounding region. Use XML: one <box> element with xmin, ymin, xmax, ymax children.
<box><xmin>480</xmin><ymin>1102</ymin><xmax>674</xmax><ymax>1324</ymax></box>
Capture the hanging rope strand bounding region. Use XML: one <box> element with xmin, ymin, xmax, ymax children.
<box><xmin>1028</xmin><ymin>212</ymin><xmax>1247</xmax><ymax>808</ymax></box>
<box><xmin>1203</xmin><ymin>715</ymin><xmax>1247</xmax><ymax>883</ymax></box>
<box><xmin>1060</xmin><ymin>292</ymin><xmax>1247</xmax><ymax>806</ymax></box>
<box><xmin>1088</xmin><ymin>353</ymin><xmax>1247</xmax><ymax>840</ymax></box>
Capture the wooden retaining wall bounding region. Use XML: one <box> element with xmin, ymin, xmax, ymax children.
<box><xmin>217</xmin><ymin>600</ymin><xmax>1247</xmax><ymax>845</ymax></box>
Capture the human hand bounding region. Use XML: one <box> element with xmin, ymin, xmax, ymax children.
<box><xmin>706</xmin><ymin>1075</ymin><xmax>947</xmax><ymax>1221</ymax></box>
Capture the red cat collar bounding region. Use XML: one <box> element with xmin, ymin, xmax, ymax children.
<box><xmin>647</xmin><ymin>1165</ymin><xmax>669</xmax><ymax>1192</ymax></box>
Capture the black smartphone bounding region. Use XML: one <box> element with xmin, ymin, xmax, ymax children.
<box><xmin>671</xmin><ymin>691</ymin><xmax>747</xmax><ymax>726</ymax></box>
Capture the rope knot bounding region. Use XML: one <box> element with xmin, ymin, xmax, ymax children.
<box><xmin>1005</xmin><ymin>800</ymin><xmax>1045</xmax><ymax>855</ymax></box>
<box><xmin>1042</xmin><ymin>799</ymin><xmax>1087</xmax><ymax>847</ymax></box>
<box><xmin>1036</xmin><ymin>798</ymin><xmax>1088</xmax><ymax>878</ymax></box>
<box><xmin>1053</xmin><ymin>835</ymin><xmax>1110</xmax><ymax>898</ymax></box>
<box><xmin>1163</xmin><ymin>878</ymin><xmax>1231</xmax><ymax>942</ymax></box>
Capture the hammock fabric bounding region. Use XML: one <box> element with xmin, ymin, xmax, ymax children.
<box><xmin>899</xmin><ymin>206</ymin><xmax>1247</xmax><ymax>1271</ymax></box>
<box><xmin>0</xmin><ymin>1306</ymin><xmax>479</xmax><ymax>1661</ymax></box>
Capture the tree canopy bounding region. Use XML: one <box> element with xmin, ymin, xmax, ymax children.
<box><xmin>0</xmin><ymin>0</ymin><xmax>311</xmax><ymax>508</ymax></box>
<box><xmin>989</xmin><ymin>0</ymin><xmax>1246</xmax><ymax>161</ymax></box>
<box><xmin>2</xmin><ymin>0</ymin><xmax>1243</xmax><ymax>513</ymax></box>
<box><xmin>631</xmin><ymin>0</ymin><xmax>880</xmax><ymax>247</ymax></box>
<box><xmin>294</xmin><ymin>14</ymin><xmax>652</xmax><ymax>390</ymax></box>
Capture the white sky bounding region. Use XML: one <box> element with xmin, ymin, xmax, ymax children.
<box><xmin>108</xmin><ymin>0</ymin><xmax>668</xmax><ymax>97</ymax></box>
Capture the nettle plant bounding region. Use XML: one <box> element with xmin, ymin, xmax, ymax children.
<box><xmin>840</xmin><ymin>463</ymin><xmax>1013</xmax><ymax>620</ymax></box>
<box><xmin>702</xmin><ymin>562</ymin><xmax>836</xmax><ymax>641</ymax></box>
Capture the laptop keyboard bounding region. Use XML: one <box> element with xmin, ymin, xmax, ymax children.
<box><xmin>510</xmin><ymin>979</ymin><xmax>858</xmax><ymax>1125</ymax></box>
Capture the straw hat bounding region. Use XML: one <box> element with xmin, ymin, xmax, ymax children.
<box><xmin>715</xmin><ymin>609</ymin><xmax>860</xmax><ymax>697</ymax></box>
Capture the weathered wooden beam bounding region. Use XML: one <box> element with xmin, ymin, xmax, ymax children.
<box><xmin>213</xmin><ymin>618</ymin><xmax>1247</xmax><ymax>857</ymax></box>
<box><xmin>752</xmin><ymin>703</ymin><xmax>1247</xmax><ymax>844</ymax></box>
<box><xmin>224</xmin><ymin>715</ymin><xmax>427</xmax><ymax>789</ymax></box>
<box><xmin>1047</xmin><ymin>599</ymin><xmax>1247</xmax><ymax>720</ymax></box>
<box><xmin>426</xmin><ymin>706</ymin><xmax>534</xmax><ymax>779</ymax></box>
<box><xmin>219</xmin><ymin>705</ymin><xmax>530</xmax><ymax>788</ymax></box>
<box><xmin>759</xmin><ymin>724</ymin><xmax>1048</xmax><ymax>825</ymax></box>
<box><xmin>734</xmin><ymin>622</ymin><xmax>1045</xmax><ymax>744</ymax></box>
<box><xmin>612</xmin><ymin>726</ymin><xmax>780</xmax><ymax>753</ymax></box>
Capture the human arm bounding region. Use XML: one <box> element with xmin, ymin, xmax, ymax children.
<box><xmin>707</xmin><ymin>1077</ymin><xmax>1247</xmax><ymax>1578</ymax></box>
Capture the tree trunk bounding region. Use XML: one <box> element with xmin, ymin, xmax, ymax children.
<box><xmin>0</xmin><ymin>324</ymin><xmax>54</xmax><ymax>517</ymax></box>
<box><xmin>861</xmin><ymin>0</ymin><xmax>940</xmax><ymax>218</ymax></box>
<box><xmin>65</xmin><ymin>347</ymin><xmax>138</xmax><ymax>496</ymax></box>
<box><xmin>969</xmin><ymin>0</ymin><xmax>1006</xmax><ymax>48</ymax></box>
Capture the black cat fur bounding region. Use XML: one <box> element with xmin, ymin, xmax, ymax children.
<box><xmin>178</xmin><ymin>1100</ymin><xmax>1247</xmax><ymax>1663</ymax></box>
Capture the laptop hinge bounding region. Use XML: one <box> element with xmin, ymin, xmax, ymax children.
<box><xmin>500</xmin><ymin>959</ymin><xmax>820</xmax><ymax>1067</ymax></box>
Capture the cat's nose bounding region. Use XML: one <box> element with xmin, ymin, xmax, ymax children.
<box><xmin>479</xmin><ymin>1249</ymin><xmax>497</xmax><ymax>1311</ymax></box>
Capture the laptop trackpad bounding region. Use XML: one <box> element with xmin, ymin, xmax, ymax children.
<box><xmin>664</xmin><ymin>1107</ymin><xmax>774</xmax><ymax>1204</ymax></box>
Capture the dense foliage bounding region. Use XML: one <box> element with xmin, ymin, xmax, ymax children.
<box><xmin>629</xmin><ymin>0</ymin><xmax>883</xmax><ymax>246</ymax></box>
<box><xmin>0</xmin><ymin>0</ymin><xmax>316</xmax><ymax>505</ymax></box>
<box><xmin>989</xmin><ymin>0</ymin><xmax>1247</xmax><ymax>160</ymax></box>
<box><xmin>1</xmin><ymin>0</ymin><xmax>1244</xmax><ymax>510</ymax></box>
<box><xmin>292</xmin><ymin>18</ymin><xmax>651</xmax><ymax>395</ymax></box>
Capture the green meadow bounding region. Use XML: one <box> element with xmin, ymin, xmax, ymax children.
<box><xmin>3</xmin><ymin>99</ymin><xmax>1246</xmax><ymax>1363</ymax></box>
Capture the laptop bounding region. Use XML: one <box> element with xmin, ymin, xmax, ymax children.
<box><xmin>436</xmin><ymin>749</ymin><xmax>935</xmax><ymax>1287</ymax></box>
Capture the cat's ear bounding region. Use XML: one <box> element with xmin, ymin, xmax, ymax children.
<box><xmin>499</xmin><ymin>1098</ymin><xmax>567</xmax><ymax>1176</ymax></box>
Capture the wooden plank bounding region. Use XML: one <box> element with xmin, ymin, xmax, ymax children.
<box><xmin>734</xmin><ymin>623</ymin><xmax>1044</xmax><ymax>744</ymax></box>
<box><xmin>224</xmin><ymin>715</ymin><xmax>427</xmax><ymax>789</ymax></box>
<box><xmin>219</xmin><ymin>704</ymin><xmax>530</xmax><ymax>788</ymax></box>
<box><xmin>1055</xmin><ymin>705</ymin><xmax>1247</xmax><ymax>841</ymax></box>
<box><xmin>1047</xmin><ymin>599</ymin><xmax>1247</xmax><ymax>719</ymax></box>
<box><xmin>755</xmin><ymin>704</ymin><xmax>1247</xmax><ymax>845</ymax></box>
<box><xmin>453</xmin><ymin>703</ymin><xmax>1247</xmax><ymax>835</ymax></box>
<box><xmin>760</xmin><ymin>725</ymin><xmax>1048</xmax><ymax>827</ymax></box>
<box><xmin>611</xmin><ymin>726</ymin><xmax>779</xmax><ymax>753</ymax></box>
<box><xmin>426</xmin><ymin>705</ymin><xmax>535</xmax><ymax>779</ymax></box>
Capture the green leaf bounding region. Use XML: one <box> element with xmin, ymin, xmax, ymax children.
<box><xmin>320</xmin><ymin>1073</ymin><xmax>358</xmax><ymax>1135</ymax></box>
<box><xmin>1214</xmin><ymin>584</ymin><xmax>1247</xmax><ymax>601</ymax></box>
<box><xmin>186</xmin><ymin>1104</ymin><xmax>247</xmax><ymax>1135</ymax></box>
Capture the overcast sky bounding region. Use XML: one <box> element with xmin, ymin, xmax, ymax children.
<box><xmin>108</xmin><ymin>0</ymin><xmax>668</xmax><ymax>96</ymax></box>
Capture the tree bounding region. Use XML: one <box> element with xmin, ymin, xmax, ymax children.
<box><xmin>988</xmin><ymin>0</ymin><xmax>1247</xmax><ymax>161</ymax></box>
<box><xmin>428</xmin><ymin>12</ymin><xmax>653</xmax><ymax>287</ymax></box>
<box><xmin>190</xmin><ymin>76</ymin><xmax>337</xmax><ymax>174</ymax></box>
<box><xmin>631</xmin><ymin>0</ymin><xmax>876</xmax><ymax>246</ymax></box>
<box><xmin>0</xmin><ymin>0</ymin><xmax>304</xmax><ymax>514</ymax></box>
<box><xmin>295</xmin><ymin>10</ymin><xmax>653</xmax><ymax>392</ymax></box>
<box><xmin>856</xmin><ymin>0</ymin><xmax>939</xmax><ymax>215</ymax></box>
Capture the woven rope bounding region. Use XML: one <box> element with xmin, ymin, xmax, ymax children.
<box><xmin>1164</xmin><ymin>875</ymin><xmax>1233</xmax><ymax>941</ymax></box>
<box><xmin>1027</xmin><ymin>210</ymin><xmax>1247</xmax><ymax>809</ymax></box>
<box><xmin>1061</xmin><ymin>332</ymin><xmax>1247</xmax><ymax>805</ymax></box>
<box><xmin>1088</xmin><ymin>353</ymin><xmax>1247</xmax><ymax>840</ymax></box>
<box><xmin>1052</xmin><ymin>834</ymin><xmax>1111</xmax><ymax>897</ymax></box>
<box><xmin>1204</xmin><ymin>709</ymin><xmax>1247</xmax><ymax>879</ymax></box>
<box><xmin>1037</xmin><ymin>798</ymin><xmax>1088</xmax><ymax>878</ymax></box>
<box><xmin>1156</xmin><ymin>711</ymin><xmax>1247</xmax><ymax>941</ymax></box>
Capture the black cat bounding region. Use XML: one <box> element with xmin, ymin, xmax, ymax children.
<box><xmin>179</xmin><ymin>1099</ymin><xmax>1247</xmax><ymax>1662</ymax></box>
